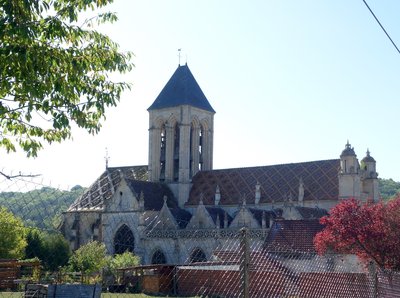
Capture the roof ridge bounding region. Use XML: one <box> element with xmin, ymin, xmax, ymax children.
<box><xmin>202</xmin><ymin>159</ymin><xmax>340</xmax><ymax>173</ymax></box>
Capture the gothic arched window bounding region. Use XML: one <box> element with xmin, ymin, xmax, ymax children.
<box><xmin>114</xmin><ymin>224</ymin><xmax>135</xmax><ymax>254</ymax></box>
<box><xmin>198</xmin><ymin>126</ymin><xmax>204</xmax><ymax>171</ymax></box>
<box><xmin>160</xmin><ymin>124</ymin><xmax>166</xmax><ymax>181</ymax></box>
<box><xmin>151</xmin><ymin>249</ymin><xmax>167</xmax><ymax>264</ymax></box>
<box><xmin>189</xmin><ymin>248</ymin><xmax>206</xmax><ymax>263</ymax></box>
<box><xmin>173</xmin><ymin>124</ymin><xmax>180</xmax><ymax>181</ymax></box>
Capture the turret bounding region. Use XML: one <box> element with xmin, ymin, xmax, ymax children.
<box><xmin>338</xmin><ymin>141</ymin><xmax>361</xmax><ymax>199</ymax></box>
<box><xmin>360</xmin><ymin>149</ymin><xmax>379</xmax><ymax>202</ymax></box>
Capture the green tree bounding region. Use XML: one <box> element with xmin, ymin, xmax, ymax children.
<box><xmin>25</xmin><ymin>229</ymin><xmax>71</xmax><ymax>271</ymax></box>
<box><xmin>0</xmin><ymin>0</ymin><xmax>133</xmax><ymax>157</ymax></box>
<box><xmin>0</xmin><ymin>186</ymin><xmax>84</xmax><ymax>230</ymax></box>
<box><xmin>107</xmin><ymin>251</ymin><xmax>140</xmax><ymax>283</ymax></box>
<box><xmin>379</xmin><ymin>178</ymin><xmax>400</xmax><ymax>200</ymax></box>
<box><xmin>68</xmin><ymin>241</ymin><xmax>107</xmax><ymax>276</ymax></box>
<box><xmin>0</xmin><ymin>207</ymin><xmax>27</xmax><ymax>258</ymax></box>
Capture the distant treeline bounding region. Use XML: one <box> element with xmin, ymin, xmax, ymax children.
<box><xmin>0</xmin><ymin>185</ymin><xmax>84</xmax><ymax>230</ymax></box>
<box><xmin>379</xmin><ymin>178</ymin><xmax>400</xmax><ymax>200</ymax></box>
<box><xmin>0</xmin><ymin>178</ymin><xmax>398</xmax><ymax>230</ymax></box>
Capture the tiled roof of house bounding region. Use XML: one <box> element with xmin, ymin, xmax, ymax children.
<box><xmin>67</xmin><ymin>166</ymin><xmax>178</xmax><ymax>211</ymax></box>
<box><xmin>148</xmin><ymin>64</ymin><xmax>215</xmax><ymax>113</ymax></box>
<box><xmin>187</xmin><ymin>159</ymin><xmax>340</xmax><ymax>206</ymax></box>
<box><xmin>298</xmin><ymin>273</ymin><xmax>372</xmax><ymax>298</ymax></box>
<box><xmin>264</xmin><ymin>219</ymin><xmax>324</xmax><ymax>252</ymax></box>
<box><xmin>212</xmin><ymin>250</ymin><xmax>290</xmax><ymax>272</ymax></box>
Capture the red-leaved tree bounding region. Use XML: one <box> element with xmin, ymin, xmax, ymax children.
<box><xmin>314</xmin><ymin>196</ymin><xmax>400</xmax><ymax>270</ymax></box>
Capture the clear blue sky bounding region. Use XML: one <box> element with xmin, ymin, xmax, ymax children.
<box><xmin>1</xmin><ymin>0</ymin><xmax>400</xmax><ymax>189</ymax></box>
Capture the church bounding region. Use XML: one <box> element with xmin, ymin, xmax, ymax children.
<box><xmin>61</xmin><ymin>64</ymin><xmax>379</xmax><ymax>265</ymax></box>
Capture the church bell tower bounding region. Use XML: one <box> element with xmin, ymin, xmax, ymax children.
<box><xmin>148</xmin><ymin>64</ymin><xmax>215</xmax><ymax>207</ymax></box>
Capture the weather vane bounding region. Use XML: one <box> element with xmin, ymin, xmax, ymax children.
<box><xmin>105</xmin><ymin>147</ymin><xmax>110</xmax><ymax>169</ymax></box>
<box><xmin>178</xmin><ymin>48</ymin><xmax>182</xmax><ymax>65</ymax></box>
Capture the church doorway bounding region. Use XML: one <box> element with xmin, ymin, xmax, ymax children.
<box><xmin>114</xmin><ymin>224</ymin><xmax>135</xmax><ymax>254</ymax></box>
<box><xmin>151</xmin><ymin>249</ymin><xmax>167</xmax><ymax>264</ymax></box>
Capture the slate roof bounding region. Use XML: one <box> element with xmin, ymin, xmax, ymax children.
<box><xmin>248</xmin><ymin>208</ymin><xmax>282</xmax><ymax>228</ymax></box>
<box><xmin>205</xmin><ymin>207</ymin><xmax>233</xmax><ymax>227</ymax></box>
<box><xmin>170</xmin><ymin>208</ymin><xmax>192</xmax><ymax>228</ymax></box>
<box><xmin>67</xmin><ymin>166</ymin><xmax>177</xmax><ymax>211</ymax></box>
<box><xmin>148</xmin><ymin>64</ymin><xmax>215</xmax><ymax>113</ymax></box>
<box><xmin>143</xmin><ymin>208</ymin><xmax>192</xmax><ymax>230</ymax></box>
<box><xmin>187</xmin><ymin>159</ymin><xmax>340</xmax><ymax>206</ymax></box>
<box><xmin>126</xmin><ymin>179</ymin><xmax>178</xmax><ymax>210</ymax></box>
<box><xmin>295</xmin><ymin>206</ymin><xmax>328</xmax><ymax>219</ymax></box>
<box><xmin>264</xmin><ymin>219</ymin><xmax>324</xmax><ymax>252</ymax></box>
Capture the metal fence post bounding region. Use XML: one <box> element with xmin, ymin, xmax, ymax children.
<box><xmin>240</xmin><ymin>228</ymin><xmax>250</xmax><ymax>298</ymax></box>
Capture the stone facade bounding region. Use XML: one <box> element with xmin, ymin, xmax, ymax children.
<box><xmin>61</xmin><ymin>64</ymin><xmax>379</xmax><ymax>268</ymax></box>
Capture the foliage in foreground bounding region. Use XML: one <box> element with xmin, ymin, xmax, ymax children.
<box><xmin>0</xmin><ymin>207</ymin><xmax>27</xmax><ymax>258</ymax></box>
<box><xmin>314</xmin><ymin>196</ymin><xmax>400</xmax><ymax>270</ymax></box>
<box><xmin>68</xmin><ymin>241</ymin><xmax>108</xmax><ymax>276</ymax></box>
<box><xmin>0</xmin><ymin>0</ymin><xmax>133</xmax><ymax>157</ymax></box>
<box><xmin>106</xmin><ymin>251</ymin><xmax>141</xmax><ymax>283</ymax></box>
<box><xmin>66</xmin><ymin>241</ymin><xmax>141</xmax><ymax>284</ymax></box>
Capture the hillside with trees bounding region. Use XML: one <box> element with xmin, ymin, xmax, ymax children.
<box><xmin>379</xmin><ymin>178</ymin><xmax>400</xmax><ymax>200</ymax></box>
<box><xmin>0</xmin><ymin>186</ymin><xmax>84</xmax><ymax>230</ymax></box>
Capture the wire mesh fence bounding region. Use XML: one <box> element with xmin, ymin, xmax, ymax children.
<box><xmin>0</xmin><ymin>168</ymin><xmax>400</xmax><ymax>297</ymax></box>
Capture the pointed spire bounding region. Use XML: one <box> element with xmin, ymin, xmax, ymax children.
<box><xmin>139</xmin><ymin>191</ymin><xmax>145</xmax><ymax>211</ymax></box>
<box><xmin>104</xmin><ymin>147</ymin><xmax>110</xmax><ymax>170</ymax></box>
<box><xmin>215</xmin><ymin>185</ymin><xmax>221</xmax><ymax>206</ymax></box>
<box><xmin>148</xmin><ymin>64</ymin><xmax>215</xmax><ymax>112</ymax></box>
<box><xmin>199</xmin><ymin>193</ymin><xmax>204</xmax><ymax>205</ymax></box>
<box><xmin>255</xmin><ymin>182</ymin><xmax>261</xmax><ymax>205</ymax></box>
<box><xmin>241</xmin><ymin>193</ymin><xmax>247</xmax><ymax>207</ymax></box>
<box><xmin>262</xmin><ymin>211</ymin><xmax>266</xmax><ymax>229</ymax></box>
<box><xmin>298</xmin><ymin>177</ymin><xmax>304</xmax><ymax>203</ymax></box>
<box><xmin>163</xmin><ymin>195</ymin><xmax>168</xmax><ymax>207</ymax></box>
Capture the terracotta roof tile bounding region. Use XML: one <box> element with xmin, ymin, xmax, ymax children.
<box><xmin>298</xmin><ymin>273</ymin><xmax>372</xmax><ymax>297</ymax></box>
<box><xmin>187</xmin><ymin>159</ymin><xmax>340</xmax><ymax>206</ymax></box>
